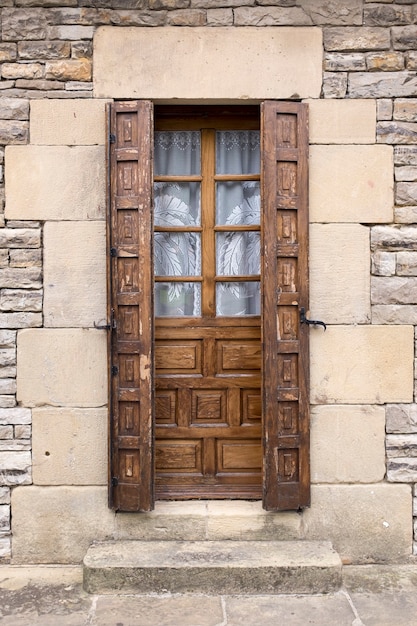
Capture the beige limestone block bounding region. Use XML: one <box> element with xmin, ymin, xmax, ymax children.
<box><xmin>206</xmin><ymin>501</ymin><xmax>301</xmax><ymax>541</ymax></box>
<box><xmin>30</xmin><ymin>99</ymin><xmax>110</xmax><ymax>146</ymax></box>
<box><xmin>310</xmin><ymin>224</ymin><xmax>370</xmax><ymax>324</ymax></box>
<box><xmin>5</xmin><ymin>145</ymin><xmax>105</xmax><ymax>221</ymax></box>
<box><xmin>310</xmin><ymin>325</ymin><xmax>414</xmax><ymax>404</ymax></box>
<box><xmin>44</xmin><ymin>221</ymin><xmax>106</xmax><ymax>328</ymax></box>
<box><xmin>303</xmin><ymin>484</ymin><xmax>412</xmax><ymax>564</ymax></box>
<box><xmin>306</xmin><ymin>99</ymin><xmax>376</xmax><ymax>144</ymax></box>
<box><xmin>17</xmin><ymin>329</ymin><xmax>107</xmax><ymax>408</ymax></box>
<box><xmin>311</xmin><ymin>405</ymin><xmax>385</xmax><ymax>483</ymax></box>
<box><xmin>94</xmin><ymin>27</ymin><xmax>322</xmax><ymax>100</ymax></box>
<box><xmin>32</xmin><ymin>407</ymin><xmax>107</xmax><ymax>486</ymax></box>
<box><xmin>310</xmin><ymin>145</ymin><xmax>393</xmax><ymax>223</ymax></box>
<box><xmin>11</xmin><ymin>486</ymin><xmax>115</xmax><ymax>564</ymax></box>
<box><xmin>116</xmin><ymin>501</ymin><xmax>208</xmax><ymax>542</ymax></box>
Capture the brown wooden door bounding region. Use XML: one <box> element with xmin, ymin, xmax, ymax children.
<box><xmin>108</xmin><ymin>101</ymin><xmax>154</xmax><ymax>512</ymax></box>
<box><xmin>108</xmin><ymin>102</ymin><xmax>310</xmax><ymax>511</ymax></box>
<box><xmin>262</xmin><ymin>101</ymin><xmax>310</xmax><ymax>511</ymax></box>
<box><xmin>154</xmin><ymin>108</ymin><xmax>262</xmax><ymax>499</ymax></box>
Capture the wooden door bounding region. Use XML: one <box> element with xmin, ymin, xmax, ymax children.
<box><xmin>108</xmin><ymin>101</ymin><xmax>154</xmax><ymax>512</ymax></box>
<box><xmin>154</xmin><ymin>107</ymin><xmax>262</xmax><ymax>499</ymax></box>
<box><xmin>262</xmin><ymin>101</ymin><xmax>310</xmax><ymax>511</ymax></box>
<box><xmin>108</xmin><ymin>102</ymin><xmax>310</xmax><ymax>511</ymax></box>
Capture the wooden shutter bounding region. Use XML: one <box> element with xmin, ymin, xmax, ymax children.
<box><xmin>261</xmin><ymin>101</ymin><xmax>310</xmax><ymax>511</ymax></box>
<box><xmin>108</xmin><ymin>101</ymin><xmax>154</xmax><ymax>512</ymax></box>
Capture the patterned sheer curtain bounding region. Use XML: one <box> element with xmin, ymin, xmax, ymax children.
<box><xmin>154</xmin><ymin>129</ymin><xmax>260</xmax><ymax>316</ymax></box>
<box><xmin>215</xmin><ymin>130</ymin><xmax>260</xmax><ymax>316</ymax></box>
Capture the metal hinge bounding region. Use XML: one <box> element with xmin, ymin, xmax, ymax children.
<box><xmin>110</xmin><ymin>308</ymin><xmax>116</xmax><ymax>330</ymax></box>
<box><xmin>110</xmin><ymin>247</ymin><xmax>117</xmax><ymax>257</ymax></box>
<box><xmin>111</xmin><ymin>476</ymin><xmax>118</xmax><ymax>487</ymax></box>
<box><xmin>111</xmin><ymin>365</ymin><xmax>118</xmax><ymax>376</ymax></box>
<box><xmin>109</xmin><ymin>133</ymin><xmax>116</xmax><ymax>144</ymax></box>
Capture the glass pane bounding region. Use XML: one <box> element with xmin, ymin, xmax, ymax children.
<box><xmin>216</xmin><ymin>282</ymin><xmax>260</xmax><ymax>316</ymax></box>
<box><xmin>154</xmin><ymin>131</ymin><xmax>201</xmax><ymax>176</ymax></box>
<box><xmin>216</xmin><ymin>181</ymin><xmax>260</xmax><ymax>225</ymax></box>
<box><xmin>154</xmin><ymin>232</ymin><xmax>201</xmax><ymax>277</ymax></box>
<box><xmin>216</xmin><ymin>232</ymin><xmax>260</xmax><ymax>276</ymax></box>
<box><xmin>216</xmin><ymin>130</ymin><xmax>260</xmax><ymax>175</ymax></box>
<box><xmin>155</xmin><ymin>282</ymin><xmax>201</xmax><ymax>317</ymax></box>
<box><xmin>154</xmin><ymin>182</ymin><xmax>201</xmax><ymax>226</ymax></box>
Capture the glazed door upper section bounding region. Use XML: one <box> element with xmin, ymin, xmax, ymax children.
<box><xmin>153</xmin><ymin>107</ymin><xmax>262</xmax><ymax>499</ymax></box>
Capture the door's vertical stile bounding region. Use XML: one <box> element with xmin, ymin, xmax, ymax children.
<box><xmin>105</xmin><ymin>103</ymin><xmax>113</xmax><ymax>498</ymax></box>
<box><xmin>262</xmin><ymin>101</ymin><xmax>310</xmax><ymax>511</ymax></box>
<box><xmin>203</xmin><ymin>437</ymin><xmax>216</xmax><ymax>478</ymax></box>
<box><xmin>177</xmin><ymin>389</ymin><xmax>190</xmax><ymax>428</ymax></box>
<box><xmin>228</xmin><ymin>387</ymin><xmax>241</xmax><ymax>427</ymax></box>
<box><xmin>137</xmin><ymin>101</ymin><xmax>155</xmax><ymax>512</ymax></box>
<box><xmin>261</xmin><ymin>102</ymin><xmax>280</xmax><ymax>509</ymax></box>
<box><xmin>201</xmin><ymin>129</ymin><xmax>216</xmax><ymax>317</ymax></box>
<box><xmin>109</xmin><ymin>102</ymin><xmax>119</xmax><ymax>510</ymax></box>
<box><xmin>203</xmin><ymin>337</ymin><xmax>216</xmax><ymax>379</ymax></box>
<box><xmin>202</xmin><ymin>334</ymin><xmax>216</xmax><ymax>479</ymax></box>
<box><xmin>109</xmin><ymin>100</ymin><xmax>154</xmax><ymax>512</ymax></box>
<box><xmin>296</xmin><ymin>105</ymin><xmax>310</xmax><ymax>507</ymax></box>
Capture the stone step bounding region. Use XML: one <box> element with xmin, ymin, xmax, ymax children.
<box><xmin>83</xmin><ymin>540</ymin><xmax>342</xmax><ymax>595</ymax></box>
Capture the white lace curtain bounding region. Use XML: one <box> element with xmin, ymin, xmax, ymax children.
<box><xmin>154</xmin><ymin>130</ymin><xmax>260</xmax><ymax>316</ymax></box>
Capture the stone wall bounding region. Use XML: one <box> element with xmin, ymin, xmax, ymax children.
<box><xmin>0</xmin><ymin>0</ymin><xmax>417</xmax><ymax>563</ymax></box>
<box><xmin>0</xmin><ymin>222</ymin><xmax>41</xmax><ymax>559</ymax></box>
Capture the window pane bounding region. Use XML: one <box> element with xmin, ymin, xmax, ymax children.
<box><xmin>154</xmin><ymin>131</ymin><xmax>201</xmax><ymax>176</ymax></box>
<box><xmin>216</xmin><ymin>232</ymin><xmax>260</xmax><ymax>276</ymax></box>
<box><xmin>154</xmin><ymin>233</ymin><xmax>201</xmax><ymax>277</ymax></box>
<box><xmin>155</xmin><ymin>282</ymin><xmax>201</xmax><ymax>317</ymax></box>
<box><xmin>216</xmin><ymin>181</ymin><xmax>260</xmax><ymax>225</ymax></box>
<box><xmin>216</xmin><ymin>130</ymin><xmax>260</xmax><ymax>175</ymax></box>
<box><xmin>216</xmin><ymin>282</ymin><xmax>260</xmax><ymax>316</ymax></box>
<box><xmin>154</xmin><ymin>182</ymin><xmax>201</xmax><ymax>226</ymax></box>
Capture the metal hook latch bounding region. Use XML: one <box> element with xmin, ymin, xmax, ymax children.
<box><xmin>94</xmin><ymin>309</ymin><xmax>116</xmax><ymax>331</ymax></box>
<box><xmin>94</xmin><ymin>321</ymin><xmax>111</xmax><ymax>330</ymax></box>
<box><xmin>300</xmin><ymin>307</ymin><xmax>327</xmax><ymax>331</ymax></box>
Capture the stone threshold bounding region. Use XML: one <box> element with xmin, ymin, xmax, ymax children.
<box><xmin>114</xmin><ymin>500</ymin><xmax>303</xmax><ymax>542</ymax></box>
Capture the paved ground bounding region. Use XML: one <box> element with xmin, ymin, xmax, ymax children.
<box><xmin>0</xmin><ymin>564</ymin><xmax>417</xmax><ymax>625</ymax></box>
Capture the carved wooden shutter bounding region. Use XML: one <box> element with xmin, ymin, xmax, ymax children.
<box><xmin>108</xmin><ymin>101</ymin><xmax>154</xmax><ymax>512</ymax></box>
<box><xmin>261</xmin><ymin>101</ymin><xmax>310</xmax><ymax>511</ymax></box>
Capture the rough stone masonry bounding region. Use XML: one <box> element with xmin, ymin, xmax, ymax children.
<box><xmin>1</xmin><ymin>0</ymin><xmax>417</xmax><ymax>562</ymax></box>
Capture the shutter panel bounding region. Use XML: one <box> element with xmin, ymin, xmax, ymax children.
<box><xmin>108</xmin><ymin>101</ymin><xmax>154</xmax><ymax>512</ymax></box>
<box><xmin>261</xmin><ymin>101</ymin><xmax>310</xmax><ymax>511</ymax></box>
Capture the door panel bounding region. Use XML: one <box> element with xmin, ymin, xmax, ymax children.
<box><xmin>261</xmin><ymin>101</ymin><xmax>310</xmax><ymax>511</ymax></box>
<box><xmin>108</xmin><ymin>100</ymin><xmax>154</xmax><ymax>512</ymax></box>
<box><xmin>155</xmin><ymin>322</ymin><xmax>261</xmax><ymax>499</ymax></box>
<box><xmin>154</xmin><ymin>111</ymin><xmax>262</xmax><ymax>499</ymax></box>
